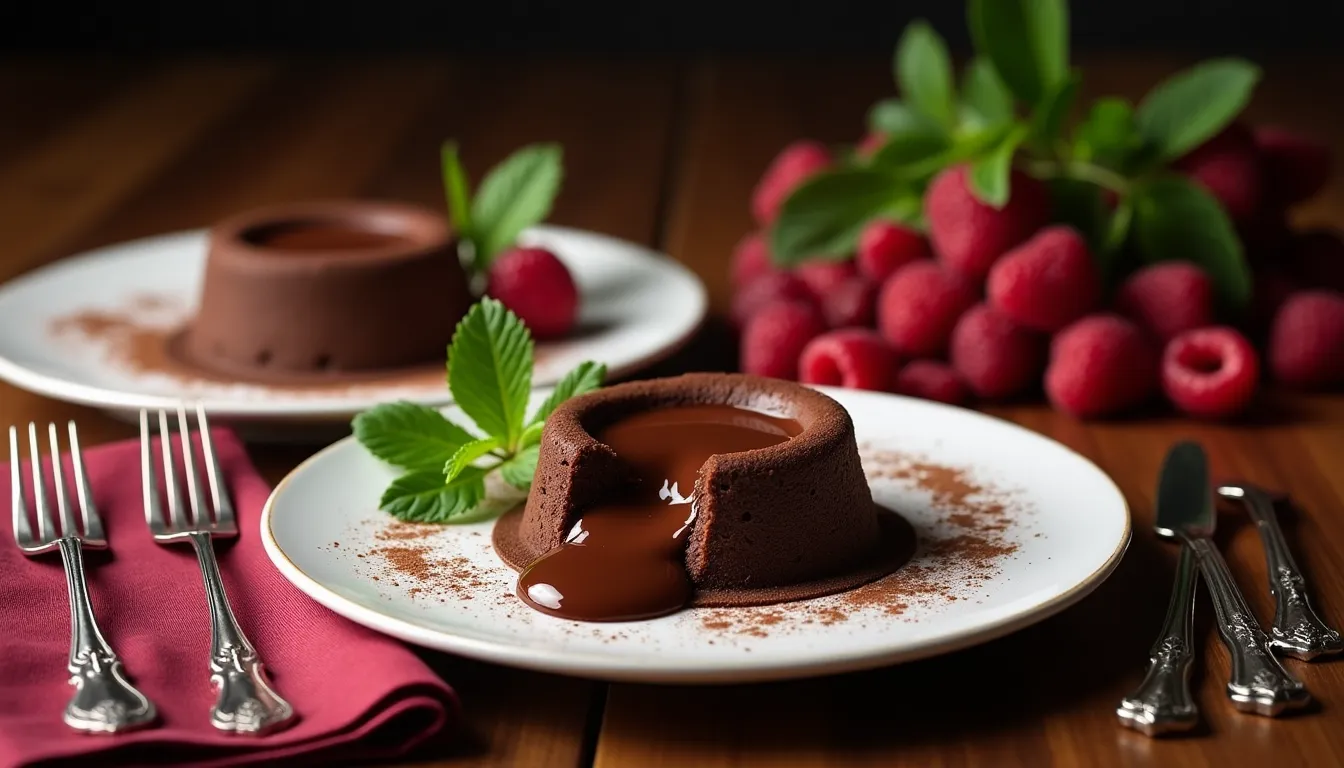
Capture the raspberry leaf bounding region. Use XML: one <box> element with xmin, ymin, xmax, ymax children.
<box><xmin>379</xmin><ymin>467</ymin><xmax>487</xmax><ymax>523</ymax></box>
<box><xmin>352</xmin><ymin>401</ymin><xmax>478</xmax><ymax>473</ymax></box>
<box><xmin>770</xmin><ymin>168</ymin><xmax>920</xmax><ymax>265</ymax></box>
<box><xmin>895</xmin><ymin>20</ymin><xmax>958</xmax><ymax>130</ymax></box>
<box><xmin>470</xmin><ymin>143</ymin><xmax>564</xmax><ymax>268</ymax></box>
<box><xmin>447</xmin><ymin>298</ymin><xmax>534</xmax><ymax>451</ymax></box>
<box><xmin>527</xmin><ymin>360</ymin><xmax>608</xmax><ymax>427</ymax></box>
<box><xmin>1027</xmin><ymin>69</ymin><xmax>1080</xmax><ymax>152</ymax></box>
<box><xmin>440</xmin><ymin>142</ymin><xmax>474</xmax><ymax>253</ymax></box>
<box><xmin>499</xmin><ymin>444</ymin><xmax>541</xmax><ymax>491</ymax></box>
<box><xmin>1073</xmin><ymin>98</ymin><xmax>1141</xmax><ymax>170</ymax></box>
<box><xmin>444</xmin><ymin>437</ymin><xmax>501</xmax><ymax>483</ymax></box>
<box><xmin>1134</xmin><ymin>59</ymin><xmax>1261</xmax><ymax>162</ymax></box>
<box><xmin>867</xmin><ymin>99</ymin><xmax>944</xmax><ymax>138</ymax></box>
<box><xmin>960</xmin><ymin>58</ymin><xmax>1015</xmax><ymax>128</ymax></box>
<box><xmin>969</xmin><ymin>124</ymin><xmax>1030</xmax><ymax>208</ymax></box>
<box><xmin>1131</xmin><ymin>176</ymin><xmax>1251</xmax><ymax>309</ymax></box>
<box><xmin>968</xmin><ymin>0</ymin><xmax>1069</xmax><ymax>107</ymax></box>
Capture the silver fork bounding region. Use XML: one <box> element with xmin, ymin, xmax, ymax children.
<box><xmin>9</xmin><ymin>421</ymin><xmax>157</xmax><ymax>733</ymax></box>
<box><xmin>141</xmin><ymin>403</ymin><xmax>294</xmax><ymax>735</ymax></box>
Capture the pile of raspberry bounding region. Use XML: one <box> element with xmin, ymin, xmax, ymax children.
<box><xmin>733</xmin><ymin>125</ymin><xmax>1344</xmax><ymax>420</ymax></box>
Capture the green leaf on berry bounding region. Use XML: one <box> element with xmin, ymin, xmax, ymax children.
<box><xmin>968</xmin><ymin>124</ymin><xmax>1030</xmax><ymax>208</ymax></box>
<box><xmin>499</xmin><ymin>444</ymin><xmax>541</xmax><ymax>490</ymax></box>
<box><xmin>867</xmin><ymin>99</ymin><xmax>945</xmax><ymax>139</ymax></box>
<box><xmin>1028</xmin><ymin>68</ymin><xmax>1080</xmax><ymax>152</ymax></box>
<box><xmin>961</xmin><ymin>58</ymin><xmax>1016</xmax><ymax>128</ymax></box>
<box><xmin>440</xmin><ymin>142</ymin><xmax>474</xmax><ymax>245</ymax></box>
<box><xmin>447</xmin><ymin>298</ymin><xmax>534</xmax><ymax>452</ymax></box>
<box><xmin>353</xmin><ymin>401</ymin><xmax>478</xmax><ymax>474</ymax></box>
<box><xmin>1134</xmin><ymin>59</ymin><xmax>1261</xmax><ymax>162</ymax></box>
<box><xmin>380</xmin><ymin>466</ymin><xmax>488</xmax><ymax>523</ymax></box>
<box><xmin>770</xmin><ymin>167</ymin><xmax>919</xmax><ymax>265</ymax></box>
<box><xmin>968</xmin><ymin>0</ymin><xmax>1069</xmax><ymax>107</ymax></box>
<box><xmin>1073</xmin><ymin>97</ymin><xmax>1141</xmax><ymax>169</ymax></box>
<box><xmin>896</xmin><ymin>20</ymin><xmax>958</xmax><ymax>130</ymax></box>
<box><xmin>469</xmin><ymin>143</ymin><xmax>564</xmax><ymax>268</ymax></box>
<box><xmin>1131</xmin><ymin>175</ymin><xmax>1252</xmax><ymax>308</ymax></box>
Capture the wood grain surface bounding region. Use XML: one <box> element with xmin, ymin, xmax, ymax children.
<box><xmin>1</xmin><ymin>51</ymin><xmax>1342</xmax><ymax>767</ymax></box>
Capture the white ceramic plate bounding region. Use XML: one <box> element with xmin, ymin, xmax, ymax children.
<box><xmin>262</xmin><ymin>386</ymin><xmax>1131</xmax><ymax>684</ymax></box>
<box><xmin>0</xmin><ymin>225</ymin><xmax>706</xmax><ymax>424</ymax></box>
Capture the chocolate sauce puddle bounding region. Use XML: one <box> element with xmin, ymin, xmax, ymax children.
<box><xmin>517</xmin><ymin>404</ymin><xmax>802</xmax><ymax>621</ymax></box>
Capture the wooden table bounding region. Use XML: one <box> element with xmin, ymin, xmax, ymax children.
<box><xmin>3</xmin><ymin>51</ymin><xmax>1344</xmax><ymax>767</ymax></box>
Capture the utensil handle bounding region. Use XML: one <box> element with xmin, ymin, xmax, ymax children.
<box><xmin>1188</xmin><ymin>537</ymin><xmax>1311</xmax><ymax>716</ymax></box>
<box><xmin>1117</xmin><ymin>544</ymin><xmax>1199</xmax><ymax>735</ymax></box>
<box><xmin>57</xmin><ymin>538</ymin><xmax>157</xmax><ymax>733</ymax></box>
<box><xmin>189</xmin><ymin>531</ymin><xmax>295</xmax><ymax>734</ymax></box>
<box><xmin>1242</xmin><ymin>493</ymin><xmax>1344</xmax><ymax>659</ymax></box>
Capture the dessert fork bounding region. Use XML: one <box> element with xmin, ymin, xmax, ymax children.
<box><xmin>141</xmin><ymin>404</ymin><xmax>294</xmax><ymax>735</ymax></box>
<box><xmin>9</xmin><ymin>421</ymin><xmax>157</xmax><ymax>733</ymax></box>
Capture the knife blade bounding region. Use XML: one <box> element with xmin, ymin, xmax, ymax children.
<box><xmin>1155</xmin><ymin>440</ymin><xmax>1311</xmax><ymax>716</ymax></box>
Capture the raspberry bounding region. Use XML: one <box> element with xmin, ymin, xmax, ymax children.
<box><xmin>798</xmin><ymin>329</ymin><xmax>898</xmax><ymax>391</ymax></box>
<box><xmin>1254</xmin><ymin>126</ymin><xmax>1332</xmax><ymax>205</ymax></box>
<box><xmin>819</xmin><ymin>277</ymin><xmax>877</xmax><ymax>329</ymax></box>
<box><xmin>950</xmin><ymin>304</ymin><xmax>1048</xmax><ymax>400</ymax></box>
<box><xmin>986</xmin><ymin>226</ymin><xmax>1101</xmax><ymax>333</ymax></box>
<box><xmin>857</xmin><ymin>131</ymin><xmax>887</xmax><ymax>158</ymax></box>
<box><xmin>1173</xmin><ymin>122</ymin><xmax>1262</xmax><ymax>224</ymax></box>
<box><xmin>1045</xmin><ymin>314</ymin><xmax>1159</xmax><ymax>419</ymax></box>
<box><xmin>876</xmin><ymin>261</ymin><xmax>978</xmax><ymax>357</ymax></box>
<box><xmin>751</xmin><ymin>141</ymin><xmax>832</xmax><ymax>226</ymax></box>
<box><xmin>730</xmin><ymin>272</ymin><xmax>815</xmax><ymax>329</ymax></box>
<box><xmin>1113</xmin><ymin>262</ymin><xmax>1215</xmax><ymax>343</ymax></box>
<box><xmin>1287</xmin><ymin>229</ymin><xmax>1344</xmax><ymax>292</ymax></box>
<box><xmin>856</xmin><ymin>219</ymin><xmax>930</xmax><ymax>283</ymax></box>
<box><xmin>795</xmin><ymin>259</ymin><xmax>857</xmax><ymax>300</ymax></box>
<box><xmin>1161</xmin><ymin>326</ymin><xmax>1260</xmax><ymax>419</ymax></box>
<box><xmin>925</xmin><ymin>164</ymin><xmax>1051</xmax><ymax>280</ymax></box>
<box><xmin>1268</xmin><ymin>290</ymin><xmax>1344</xmax><ymax>388</ymax></box>
<box><xmin>486</xmin><ymin>247</ymin><xmax>579</xmax><ymax>340</ymax></box>
<box><xmin>739</xmin><ymin>301</ymin><xmax>828</xmax><ymax>381</ymax></box>
<box><xmin>730</xmin><ymin>231</ymin><xmax>779</xmax><ymax>289</ymax></box>
<box><xmin>893</xmin><ymin>360</ymin><xmax>970</xmax><ymax>406</ymax></box>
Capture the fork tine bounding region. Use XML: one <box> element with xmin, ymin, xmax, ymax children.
<box><xmin>27</xmin><ymin>423</ymin><xmax>51</xmax><ymax>542</ymax></box>
<box><xmin>10</xmin><ymin>426</ymin><xmax>31</xmax><ymax>546</ymax></box>
<box><xmin>176</xmin><ymin>402</ymin><xmax>204</xmax><ymax>526</ymax></box>
<box><xmin>68</xmin><ymin>422</ymin><xmax>103</xmax><ymax>542</ymax></box>
<box><xmin>47</xmin><ymin>423</ymin><xmax>77</xmax><ymax>538</ymax></box>
<box><xmin>139</xmin><ymin>410</ymin><xmax>163</xmax><ymax>534</ymax></box>
<box><xmin>157</xmin><ymin>410</ymin><xmax>188</xmax><ymax>530</ymax></box>
<box><xmin>195</xmin><ymin>403</ymin><xmax>234</xmax><ymax>529</ymax></box>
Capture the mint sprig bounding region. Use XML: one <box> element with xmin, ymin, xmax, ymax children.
<box><xmin>440</xmin><ymin>142</ymin><xmax>564</xmax><ymax>274</ymax></box>
<box><xmin>769</xmin><ymin>0</ymin><xmax>1263</xmax><ymax>310</ymax></box>
<box><xmin>353</xmin><ymin>298</ymin><xmax>606</xmax><ymax>523</ymax></box>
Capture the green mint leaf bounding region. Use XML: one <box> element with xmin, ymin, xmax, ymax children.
<box><xmin>1134</xmin><ymin>59</ymin><xmax>1261</xmax><ymax>162</ymax></box>
<box><xmin>528</xmin><ymin>361</ymin><xmax>607</xmax><ymax>426</ymax></box>
<box><xmin>380</xmin><ymin>467</ymin><xmax>487</xmax><ymax>523</ymax></box>
<box><xmin>447</xmin><ymin>298</ymin><xmax>533</xmax><ymax>450</ymax></box>
<box><xmin>968</xmin><ymin>0</ymin><xmax>1069</xmax><ymax>106</ymax></box>
<box><xmin>1074</xmin><ymin>97</ymin><xmax>1140</xmax><ymax>168</ymax></box>
<box><xmin>440</xmin><ymin>141</ymin><xmax>474</xmax><ymax>241</ymax></box>
<box><xmin>1132</xmin><ymin>175</ymin><xmax>1251</xmax><ymax>308</ymax></box>
<box><xmin>968</xmin><ymin>125</ymin><xmax>1030</xmax><ymax>208</ymax></box>
<box><xmin>896</xmin><ymin>20</ymin><xmax>957</xmax><ymax>129</ymax></box>
<box><xmin>499</xmin><ymin>444</ymin><xmax>541</xmax><ymax>490</ymax></box>
<box><xmin>770</xmin><ymin>168</ymin><xmax>918</xmax><ymax>265</ymax></box>
<box><xmin>1028</xmin><ymin>69</ymin><xmax>1080</xmax><ymax>152</ymax></box>
<box><xmin>518</xmin><ymin>421</ymin><xmax>545</xmax><ymax>450</ymax></box>
<box><xmin>470</xmin><ymin>143</ymin><xmax>563</xmax><ymax>268</ymax></box>
<box><xmin>353</xmin><ymin>401</ymin><xmax>477</xmax><ymax>473</ymax></box>
<box><xmin>444</xmin><ymin>436</ymin><xmax>500</xmax><ymax>482</ymax></box>
<box><xmin>961</xmin><ymin>58</ymin><xmax>1015</xmax><ymax>128</ymax></box>
<box><xmin>867</xmin><ymin>99</ymin><xmax>944</xmax><ymax>138</ymax></box>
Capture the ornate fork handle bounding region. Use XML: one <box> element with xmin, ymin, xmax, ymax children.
<box><xmin>188</xmin><ymin>531</ymin><xmax>294</xmax><ymax>734</ymax></box>
<box><xmin>1240</xmin><ymin>491</ymin><xmax>1344</xmax><ymax>659</ymax></box>
<box><xmin>58</xmin><ymin>538</ymin><xmax>156</xmax><ymax>733</ymax></box>
<box><xmin>1117</xmin><ymin>544</ymin><xmax>1199</xmax><ymax>735</ymax></box>
<box><xmin>1186</xmin><ymin>537</ymin><xmax>1311</xmax><ymax>716</ymax></box>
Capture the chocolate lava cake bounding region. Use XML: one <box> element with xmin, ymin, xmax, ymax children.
<box><xmin>179</xmin><ymin>200</ymin><xmax>473</xmax><ymax>381</ymax></box>
<box><xmin>493</xmin><ymin>373</ymin><xmax>914</xmax><ymax>613</ymax></box>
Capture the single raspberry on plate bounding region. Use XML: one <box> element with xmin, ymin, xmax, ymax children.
<box><xmin>1045</xmin><ymin>314</ymin><xmax>1159</xmax><ymax>419</ymax></box>
<box><xmin>798</xmin><ymin>328</ymin><xmax>898</xmax><ymax>391</ymax></box>
<box><xmin>795</xmin><ymin>259</ymin><xmax>858</xmax><ymax>300</ymax></box>
<box><xmin>751</xmin><ymin>140</ymin><xmax>833</xmax><ymax>226</ymax></box>
<box><xmin>893</xmin><ymin>360</ymin><xmax>970</xmax><ymax>405</ymax></box>
<box><xmin>1161</xmin><ymin>326</ymin><xmax>1260</xmax><ymax>419</ymax></box>
<box><xmin>486</xmin><ymin>246</ymin><xmax>578</xmax><ymax>340</ymax></box>
<box><xmin>950</xmin><ymin>304</ymin><xmax>1048</xmax><ymax>400</ymax></box>
<box><xmin>730</xmin><ymin>272</ymin><xmax>815</xmax><ymax>329</ymax></box>
<box><xmin>739</xmin><ymin>300</ymin><xmax>828</xmax><ymax>380</ymax></box>
<box><xmin>1268</xmin><ymin>290</ymin><xmax>1344</xmax><ymax>388</ymax></box>
<box><xmin>730</xmin><ymin>231</ymin><xmax>779</xmax><ymax>289</ymax></box>
<box><xmin>1254</xmin><ymin>125</ymin><xmax>1332</xmax><ymax>206</ymax></box>
<box><xmin>1286</xmin><ymin>229</ymin><xmax>1344</xmax><ymax>292</ymax></box>
<box><xmin>987</xmin><ymin>226</ymin><xmax>1101</xmax><ymax>333</ymax></box>
<box><xmin>1113</xmin><ymin>261</ymin><xmax>1215</xmax><ymax>343</ymax></box>
<box><xmin>856</xmin><ymin>219</ymin><xmax>930</xmax><ymax>283</ymax></box>
<box><xmin>819</xmin><ymin>276</ymin><xmax>878</xmax><ymax>329</ymax></box>
<box><xmin>876</xmin><ymin>260</ymin><xmax>979</xmax><ymax>357</ymax></box>
<box><xmin>1173</xmin><ymin>122</ymin><xmax>1263</xmax><ymax>224</ymax></box>
<box><xmin>925</xmin><ymin>164</ymin><xmax>1051</xmax><ymax>281</ymax></box>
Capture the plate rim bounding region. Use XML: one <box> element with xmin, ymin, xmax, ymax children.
<box><xmin>0</xmin><ymin>224</ymin><xmax>708</xmax><ymax>420</ymax></box>
<box><xmin>259</xmin><ymin>386</ymin><xmax>1132</xmax><ymax>684</ymax></box>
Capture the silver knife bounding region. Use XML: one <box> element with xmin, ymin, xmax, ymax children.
<box><xmin>1116</xmin><ymin>538</ymin><xmax>1199</xmax><ymax>735</ymax></box>
<box><xmin>1155</xmin><ymin>441</ymin><xmax>1311</xmax><ymax>716</ymax></box>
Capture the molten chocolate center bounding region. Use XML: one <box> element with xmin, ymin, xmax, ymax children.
<box><xmin>243</xmin><ymin>221</ymin><xmax>410</xmax><ymax>252</ymax></box>
<box><xmin>517</xmin><ymin>404</ymin><xmax>802</xmax><ymax>621</ymax></box>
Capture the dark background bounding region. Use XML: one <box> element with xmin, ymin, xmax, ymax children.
<box><xmin>2</xmin><ymin>1</ymin><xmax>1342</xmax><ymax>53</ymax></box>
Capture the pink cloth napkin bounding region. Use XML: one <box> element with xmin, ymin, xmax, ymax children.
<box><xmin>0</xmin><ymin>429</ymin><xmax>459</xmax><ymax>767</ymax></box>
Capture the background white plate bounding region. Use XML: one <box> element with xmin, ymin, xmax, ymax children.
<box><xmin>0</xmin><ymin>224</ymin><xmax>706</xmax><ymax>424</ymax></box>
<box><xmin>262</xmin><ymin>386</ymin><xmax>1131</xmax><ymax>684</ymax></box>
